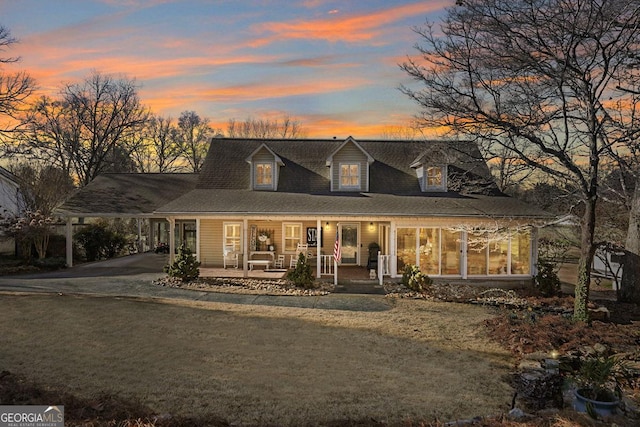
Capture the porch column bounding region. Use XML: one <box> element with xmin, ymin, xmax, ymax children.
<box><xmin>316</xmin><ymin>219</ymin><xmax>322</xmax><ymax>278</ymax></box>
<box><xmin>390</xmin><ymin>221</ymin><xmax>397</xmax><ymax>277</ymax></box>
<box><xmin>461</xmin><ymin>230</ymin><xmax>468</xmax><ymax>279</ymax></box>
<box><xmin>65</xmin><ymin>217</ymin><xmax>73</xmax><ymax>268</ymax></box>
<box><xmin>136</xmin><ymin>218</ymin><xmax>143</xmax><ymax>252</ymax></box>
<box><xmin>168</xmin><ymin>217</ymin><xmax>175</xmax><ymax>264</ymax></box>
<box><xmin>531</xmin><ymin>227</ymin><xmax>539</xmax><ymax>276</ymax></box>
<box><xmin>242</xmin><ymin>219</ymin><xmax>248</xmax><ymax>278</ymax></box>
<box><xmin>195</xmin><ymin>218</ymin><xmax>201</xmax><ymax>262</ymax></box>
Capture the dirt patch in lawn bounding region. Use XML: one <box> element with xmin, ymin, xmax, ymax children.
<box><xmin>0</xmin><ymin>293</ymin><xmax>513</xmax><ymax>426</ymax></box>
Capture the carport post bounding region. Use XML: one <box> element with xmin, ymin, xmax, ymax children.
<box><xmin>168</xmin><ymin>217</ymin><xmax>175</xmax><ymax>264</ymax></box>
<box><xmin>66</xmin><ymin>217</ymin><xmax>73</xmax><ymax>268</ymax></box>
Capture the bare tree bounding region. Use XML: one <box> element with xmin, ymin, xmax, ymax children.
<box><xmin>21</xmin><ymin>71</ymin><xmax>149</xmax><ymax>186</ymax></box>
<box><xmin>131</xmin><ymin>115</ymin><xmax>185</xmax><ymax>172</ymax></box>
<box><xmin>177</xmin><ymin>111</ymin><xmax>212</xmax><ymax>172</ymax></box>
<box><xmin>481</xmin><ymin>143</ymin><xmax>535</xmax><ymax>194</ymax></box>
<box><xmin>226</xmin><ymin>115</ymin><xmax>306</xmax><ymax>139</ymax></box>
<box><xmin>379</xmin><ymin>124</ymin><xmax>424</xmax><ymax>141</ymax></box>
<box><xmin>8</xmin><ymin>162</ymin><xmax>74</xmax><ymax>216</ymax></box>
<box><xmin>0</xmin><ymin>25</ymin><xmax>35</xmax><ymax>135</ymax></box>
<box><xmin>400</xmin><ymin>0</ymin><xmax>640</xmax><ymax>320</ymax></box>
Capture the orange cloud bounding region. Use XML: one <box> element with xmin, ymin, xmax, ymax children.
<box><xmin>251</xmin><ymin>1</ymin><xmax>449</xmax><ymax>46</ymax></box>
<box><xmin>143</xmin><ymin>75</ymin><xmax>371</xmax><ymax>109</ymax></box>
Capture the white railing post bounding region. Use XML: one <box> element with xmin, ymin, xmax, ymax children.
<box><xmin>320</xmin><ymin>255</ymin><xmax>335</xmax><ymax>276</ymax></box>
<box><xmin>378</xmin><ymin>253</ymin><xmax>391</xmax><ymax>286</ymax></box>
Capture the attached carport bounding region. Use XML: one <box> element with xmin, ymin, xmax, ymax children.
<box><xmin>55</xmin><ymin>173</ymin><xmax>198</xmax><ymax>267</ymax></box>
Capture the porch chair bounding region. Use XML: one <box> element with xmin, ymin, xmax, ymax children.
<box><xmin>223</xmin><ymin>245</ymin><xmax>239</xmax><ymax>269</ymax></box>
<box><xmin>289</xmin><ymin>243</ymin><xmax>309</xmax><ymax>268</ymax></box>
<box><xmin>274</xmin><ymin>254</ymin><xmax>285</xmax><ymax>269</ymax></box>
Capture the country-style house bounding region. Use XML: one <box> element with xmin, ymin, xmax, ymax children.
<box><xmin>56</xmin><ymin>137</ymin><xmax>551</xmax><ymax>281</ymax></box>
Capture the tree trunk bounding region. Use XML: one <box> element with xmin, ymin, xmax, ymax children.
<box><xmin>574</xmin><ymin>198</ymin><xmax>597</xmax><ymax>322</ymax></box>
<box><xmin>620</xmin><ymin>176</ymin><xmax>640</xmax><ymax>303</ymax></box>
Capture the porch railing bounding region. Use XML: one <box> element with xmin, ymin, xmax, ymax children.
<box><xmin>378</xmin><ymin>253</ymin><xmax>392</xmax><ymax>286</ymax></box>
<box><xmin>320</xmin><ymin>255</ymin><xmax>334</xmax><ymax>276</ymax></box>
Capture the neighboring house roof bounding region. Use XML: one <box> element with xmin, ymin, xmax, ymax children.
<box><xmin>55</xmin><ymin>138</ymin><xmax>551</xmax><ymax>219</ymax></box>
<box><xmin>56</xmin><ymin>173</ymin><xmax>199</xmax><ymax>216</ymax></box>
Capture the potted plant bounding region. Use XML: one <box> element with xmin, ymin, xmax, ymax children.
<box><xmin>565</xmin><ymin>351</ymin><xmax>632</xmax><ymax>418</ymax></box>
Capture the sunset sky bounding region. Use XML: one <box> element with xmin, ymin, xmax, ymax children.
<box><xmin>2</xmin><ymin>0</ymin><xmax>452</xmax><ymax>138</ymax></box>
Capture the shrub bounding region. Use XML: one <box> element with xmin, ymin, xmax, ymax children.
<box><xmin>32</xmin><ymin>257</ymin><xmax>67</xmax><ymax>270</ymax></box>
<box><xmin>74</xmin><ymin>221</ymin><xmax>128</xmax><ymax>261</ymax></box>
<box><xmin>401</xmin><ymin>264</ymin><xmax>432</xmax><ymax>292</ymax></box>
<box><xmin>287</xmin><ymin>252</ymin><xmax>315</xmax><ymax>289</ymax></box>
<box><xmin>164</xmin><ymin>244</ymin><xmax>200</xmax><ymax>282</ymax></box>
<box><xmin>535</xmin><ymin>260</ymin><xmax>561</xmax><ymax>297</ymax></box>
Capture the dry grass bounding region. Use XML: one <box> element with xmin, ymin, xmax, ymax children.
<box><xmin>0</xmin><ymin>293</ymin><xmax>513</xmax><ymax>426</ymax></box>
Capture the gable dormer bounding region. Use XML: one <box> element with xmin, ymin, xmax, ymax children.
<box><xmin>411</xmin><ymin>156</ymin><xmax>448</xmax><ymax>192</ymax></box>
<box><xmin>246</xmin><ymin>144</ymin><xmax>284</xmax><ymax>191</ymax></box>
<box><xmin>326</xmin><ymin>137</ymin><xmax>374</xmax><ymax>192</ymax></box>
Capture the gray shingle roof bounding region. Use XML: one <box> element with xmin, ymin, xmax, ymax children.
<box><xmin>56</xmin><ymin>173</ymin><xmax>198</xmax><ymax>216</ymax></box>
<box><xmin>155</xmin><ymin>189</ymin><xmax>551</xmax><ymax>218</ymax></box>
<box><xmin>55</xmin><ymin>138</ymin><xmax>551</xmax><ymax>219</ymax></box>
<box><xmin>197</xmin><ymin>138</ymin><xmax>497</xmax><ymax>195</ymax></box>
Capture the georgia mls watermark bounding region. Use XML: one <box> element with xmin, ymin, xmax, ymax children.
<box><xmin>0</xmin><ymin>406</ymin><xmax>64</xmax><ymax>427</ymax></box>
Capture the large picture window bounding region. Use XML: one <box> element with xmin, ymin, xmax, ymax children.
<box><xmin>396</xmin><ymin>226</ymin><xmax>528</xmax><ymax>276</ymax></box>
<box><xmin>396</xmin><ymin>228</ymin><xmax>416</xmax><ymax>272</ymax></box>
<box><xmin>466</xmin><ymin>229</ymin><xmax>531</xmax><ymax>276</ymax></box>
<box><xmin>419</xmin><ymin>228</ymin><xmax>440</xmax><ymax>275</ymax></box>
<box><xmin>511</xmin><ymin>230</ymin><xmax>531</xmax><ymax>274</ymax></box>
<box><xmin>466</xmin><ymin>231</ymin><xmax>488</xmax><ymax>275</ymax></box>
<box><xmin>441</xmin><ymin>229</ymin><xmax>461</xmax><ymax>275</ymax></box>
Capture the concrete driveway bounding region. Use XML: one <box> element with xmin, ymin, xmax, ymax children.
<box><xmin>0</xmin><ymin>253</ymin><xmax>392</xmax><ymax>312</ymax></box>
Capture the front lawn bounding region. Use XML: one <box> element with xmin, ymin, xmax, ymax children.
<box><xmin>0</xmin><ymin>294</ymin><xmax>512</xmax><ymax>426</ymax></box>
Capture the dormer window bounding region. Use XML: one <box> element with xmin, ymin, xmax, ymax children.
<box><xmin>427</xmin><ymin>166</ymin><xmax>443</xmax><ymax>187</ymax></box>
<box><xmin>340</xmin><ymin>163</ymin><xmax>360</xmax><ymax>189</ymax></box>
<box><xmin>246</xmin><ymin>143</ymin><xmax>283</xmax><ymax>191</ymax></box>
<box><xmin>327</xmin><ymin>137</ymin><xmax>373</xmax><ymax>192</ymax></box>
<box><xmin>255</xmin><ymin>162</ymin><xmax>273</xmax><ymax>187</ymax></box>
<box><xmin>423</xmin><ymin>165</ymin><xmax>447</xmax><ymax>191</ymax></box>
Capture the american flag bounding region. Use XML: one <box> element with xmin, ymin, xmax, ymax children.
<box><xmin>333</xmin><ymin>229</ymin><xmax>341</xmax><ymax>263</ymax></box>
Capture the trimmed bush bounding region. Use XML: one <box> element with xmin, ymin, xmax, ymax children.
<box><xmin>401</xmin><ymin>264</ymin><xmax>432</xmax><ymax>292</ymax></box>
<box><xmin>535</xmin><ymin>260</ymin><xmax>561</xmax><ymax>297</ymax></box>
<box><xmin>287</xmin><ymin>252</ymin><xmax>315</xmax><ymax>289</ymax></box>
<box><xmin>164</xmin><ymin>244</ymin><xmax>200</xmax><ymax>282</ymax></box>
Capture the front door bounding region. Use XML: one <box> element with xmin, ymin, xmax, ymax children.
<box><xmin>339</xmin><ymin>223</ymin><xmax>359</xmax><ymax>265</ymax></box>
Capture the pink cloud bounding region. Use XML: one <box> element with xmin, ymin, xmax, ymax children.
<box><xmin>251</xmin><ymin>1</ymin><xmax>449</xmax><ymax>46</ymax></box>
